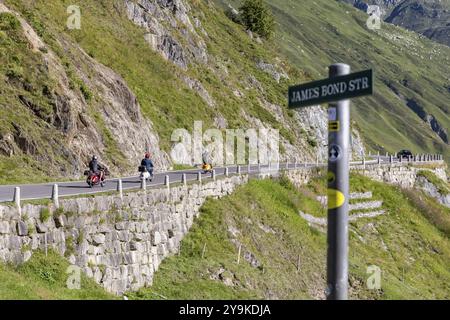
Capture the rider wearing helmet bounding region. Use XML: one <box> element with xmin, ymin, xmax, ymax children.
<box><xmin>89</xmin><ymin>155</ymin><xmax>106</xmax><ymax>181</ymax></box>
<box><xmin>141</xmin><ymin>152</ymin><xmax>154</xmax><ymax>181</ymax></box>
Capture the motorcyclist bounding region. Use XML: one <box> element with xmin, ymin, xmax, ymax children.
<box><xmin>202</xmin><ymin>150</ymin><xmax>212</xmax><ymax>173</ymax></box>
<box><xmin>141</xmin><ymin>152</ymin><xmax>154</xmax><ymax>181</ymax></box>
<box><xmin>89</xmin><ymin>155</ymin><xmax>106</xmax><ymax>182</ymax></box>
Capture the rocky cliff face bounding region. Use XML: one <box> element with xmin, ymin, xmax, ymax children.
<box><xmin>0</xmin><ymin>0</ymin><xmax>367</xmax><ymax>183</ymax></box>
<box><xmin>0</xmin><ymin>2</ymin><xmax>169</xmax><ymax>178</ymax></box>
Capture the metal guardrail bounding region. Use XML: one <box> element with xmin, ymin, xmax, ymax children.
<box><xmin>2</xmin><ymin>154</ymin><xmax>444</xmax><ymax>209</ymax></box>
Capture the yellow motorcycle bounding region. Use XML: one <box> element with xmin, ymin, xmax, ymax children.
<box><xmin>202</xmin><ymin>163</ymin><xmax>213</xmax><ymax>174</ymax></box>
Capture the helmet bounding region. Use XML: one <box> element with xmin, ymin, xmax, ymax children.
<box><xmin>145</xmin><ymin>152</ymin><xmax>150</xmax><ymax>159</ymax></box>
<box><xmin>92</xmin><ymin>155</ymin><xmax>97</xmax><ymax>160</ymax></box>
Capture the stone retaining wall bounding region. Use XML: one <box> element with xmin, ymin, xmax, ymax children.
<box><xmin>0</xmin><ymin>163</ymin><xmax>446</xmax><ymax>295</ymax></box>
<box><xmin>0</xmin><ymin>175</ymin><xmax>248</xmax><ymax>295</ymax></box>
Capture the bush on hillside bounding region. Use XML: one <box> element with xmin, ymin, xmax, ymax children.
<box><xmin>239</xmin><ymin>0</ymin><xmax>275</xmax><ymax>39</ymax></box>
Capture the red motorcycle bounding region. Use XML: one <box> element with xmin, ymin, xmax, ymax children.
<box><xmin>84</xmin><ymin>169</ymin><xmax>108</xmax><ymax>188</ymax></box>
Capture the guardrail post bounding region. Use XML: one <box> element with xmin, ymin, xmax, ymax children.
<box><xmin>385</xmin><ymin>152</ymin><xmax>388</xmax><ymax>157</ymax></box>
<box><xmin>389</xmin><ymin>155</ymin><xmax>393</xmax><ymax>164</ymax></box>
<box><xmin>13</xmin><ymin>187</ymin><xmax>21</xmax><ymax>215</ymax></box>
<box><xmin>258</xmin><ymin>162</ymin><xmax>261</xmax><ymax>173</ymax></box>
<box><xmin>248</xmin><ymin>163</ymin><xmax>251</xmax><ymax>174</ymax></box>
<box><xmin>377</xmin><ymin>156</ymin><xmax>381</xmax><ymax>166</ymax></box>
<box><xmin>237</xmin><ymin>165</ymin><xmax>241</xmax><ymax>175</ymax></box>
<box><xmin>197</xmin><ymin>171</ymin><xmax>202</xmax><ymax>183</ymax></box>
<box><xmin>286</xmin><ymin>160</ymin><xmax>289</xmax><ymax>171</ymax></box>
<box><xmin>225</xmin><ymin>167</ymin><xmax>229</xmax><ymax>177</ymax></box>
<box><xmin>117</xmin><ymin>179</ymin><xmax>123</xmax><ymax>199</ymax></box>
<box><xmin>362</xmin><ymin>157</ymin><xmax>366</xmax><ymax>169</ymax></box>
<box><xmin>141</xmin><ymin>177</ymin><xmax>147</xmax><ymax>190</ymax></box>
<box><xmin>52</xmin><ymin>184</ymin><xmax>59</xmax><ymax>209</ymax></box>
<box><xmin>211</xmin><ymin>170</ymin><xmax>216</xmax><ymax>181</ymax></box>
<box><xmin>165</xmin><ymin>175</ymin><xmax>170</xmax><ymax>187</ymax></box>
<box><xmin>181</xmin><ymin>173</ymin><xmax>187</xmax><ymax>187</ymax></box>
<box><xmin>316</xmin><ymin>155</ymin><xmax>319</xmax><ymax>167</ymax></box>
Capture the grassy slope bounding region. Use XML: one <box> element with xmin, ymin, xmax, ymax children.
<box><xmin>129</xmin><ymin>175</ymin><xmax>450</xmax><ymax>300</ymax></box>
<box><xmin>219</xmin><ymin>0</ymin><xmax>450</xmax><ymax>160</ymax></box>
<box><xmin>0</xmin><ymin>250</ymin><xmax>116</xmax><ymax>299</ymax></box>
<box><xmin>0</xmin><ymin>0</ymin><xmax>307</xmax><ymax>183</ymax></box>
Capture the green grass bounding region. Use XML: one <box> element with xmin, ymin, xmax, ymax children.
<box><xmin>218</xmin><ymin>0</ymin><xmax>450</xmax><ymax>161</ymax></box>
<box><xmin>130</xmin><ymin>175</ymin><xmax>450</xmax><ymax>300</ymax></box>
<box><xmin>0</xmin><ymin>250</ymin><xmax>116</xmax><ymax>300</ymax></box>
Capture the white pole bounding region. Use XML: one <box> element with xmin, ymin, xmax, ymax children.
<box><xmin>13</xmin><ymin>187</ymin><xmax>21</xmax><ymax>215</ymax></box>
<box><xmin>197</xmin><ymin>171</ymin><xmax>202</xmax><ymax>183</ymax></box>
<box><xmin>117</xmin><ymin>179</ymin><xmax>123</xmax><ymax>199</ymax></box>
<box><xmin>52</xmin><ymin>184</ymin><xmax>59</xmax><ymax>208</ymax></box>
<box><xmin>225</xmin><ymin>167</ymin><xmax>229</xmax><ymax>177</ymax></box>
<box><xmin>211</xmin><ymin>170</ymin><xmax>216</xmax><ymax>181</ymax></box>
<box><xmin>182</xmin><ymin>173</ymin><xmax>187</xmax><ymax>187</ymax></box>
<box><xmin>141</xmin><ymin>177</ymin><xmax>146</xmax><ymax>190</ymax></box>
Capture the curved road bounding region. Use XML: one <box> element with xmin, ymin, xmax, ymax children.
<box><xmin>0</xmin><ymin>156</ymin><xmax>411</xmax><ymax>202</ymax></box>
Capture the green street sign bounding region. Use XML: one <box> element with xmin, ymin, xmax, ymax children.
<box><xmin>288</xmin><ymin>69</ymin><xmax>373</xmax><ymax>108</ymax></box>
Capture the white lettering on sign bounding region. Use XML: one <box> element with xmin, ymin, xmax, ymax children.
<box><xmin>290</xmin><ymin>87</ymin><xmax>320</xmax><ymax>103</ymax></box>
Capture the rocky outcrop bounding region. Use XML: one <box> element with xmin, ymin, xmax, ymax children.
<box><xmin>125</xmin><ymin>0</ymin><xmax>208</xmax><ymax>69</ymax></box>
<box><xmin>0</xmin><ymin>3</ymin><xmax>169</xmax><ymax>175</ymax></box>
<box><xmin>415</xmin><ymin>175</ymin><xmax>450</xmax><ymax>208</ymax></box>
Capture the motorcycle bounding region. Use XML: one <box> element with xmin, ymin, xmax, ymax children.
<box><xmin>84</xmin><ymin>169</ymin><xmax>108</xmax><ymax>188</ymax></box>
<box><xmin>202</xmin><ymin>163</ymin><xmax>213</xmax><ymax>174</ymax></box>
<box><xmin>138</xmin><ymin>165</ymin><xmax>153</xmax><ymax>182</ymax></box>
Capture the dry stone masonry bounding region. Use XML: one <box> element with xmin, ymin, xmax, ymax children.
<box><xmin>0</xmin><ymin>162</ymin><xmax>446</xmax><ymax>295</ymax></box>
<box><xmin>0</xmin><ymin>175</ymin><xmax>247</xmax><ymax>295</ymax></box>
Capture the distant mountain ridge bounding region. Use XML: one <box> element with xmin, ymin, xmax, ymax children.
<box><xmin>340</xmin><ymin>0</ymin><xmax>450</xmax><ymax>47</ymax></box>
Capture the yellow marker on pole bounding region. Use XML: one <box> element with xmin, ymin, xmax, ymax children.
<box><xmin>328</xmin><ymin>188</ymin><xmax>345</xmax><ymax>209</ymax></box>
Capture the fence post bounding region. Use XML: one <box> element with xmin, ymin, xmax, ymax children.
<box><xmin>117</xmin><ymin>179</ymin><xmax>123</xmax><ymax>199</ymax></box>
<box><xmin>52</xmin><ymin>184</ymin><xmax>59</xmax><ymax>209</ymax></box>
<box><xmin>13</xmin><ymin>187</ymin><xmax>21</xmax><ymax>215</ymax></box>
<box><xmin>165</xmin><ymin>175</ymin><xmax>170</xmax><ymax>188</ymax></box>
<box><xmin>141</xmin><ymin>176</ymin><xmax>147</xmax><ymax>190</ymax></box>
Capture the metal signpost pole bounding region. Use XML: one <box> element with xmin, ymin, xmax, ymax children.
<box><xmin>288</xmin><ymin>64</ymin><xmax>372</xmax><ymax>301</ymax></box>
<box><xmin>326</xmin><ymin>64</ymin><xmax>350</xmax><ymax>300</ymax></box>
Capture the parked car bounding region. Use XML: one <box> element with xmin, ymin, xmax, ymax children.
<box><xmin>397</xmin><ymin>150</ymin><xmax>413</xmax><ymax>159</ymax></box>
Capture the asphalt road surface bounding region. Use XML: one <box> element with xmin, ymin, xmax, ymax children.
<box><xmin>0</xmin><ymin>157</ymin><xmax>402</xmax><ymax>202</ymax></box>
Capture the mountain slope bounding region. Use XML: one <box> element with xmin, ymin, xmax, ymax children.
<box><xmin>220</xmin><ymin>0</ymin><xmax>450</xmax><ymax>160</ymax></box>
<box><xmin>0</xmin><ymin>0</ymin><xmax>448</xmax><ymax>184</ymax></box>
<box><xmin>340</xmin><ymin>0</ymin><xmax>450</xmax><ymax>47</ymax></box>
<box><xmin>129</xmin><ymin>175</ymin><xmax>450</xmax><ymax>300</ymax></box>
<box><xmin>0</xmin><ymin>0</ymin><xmax>343</xmax><ymax>183</ymax></box>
